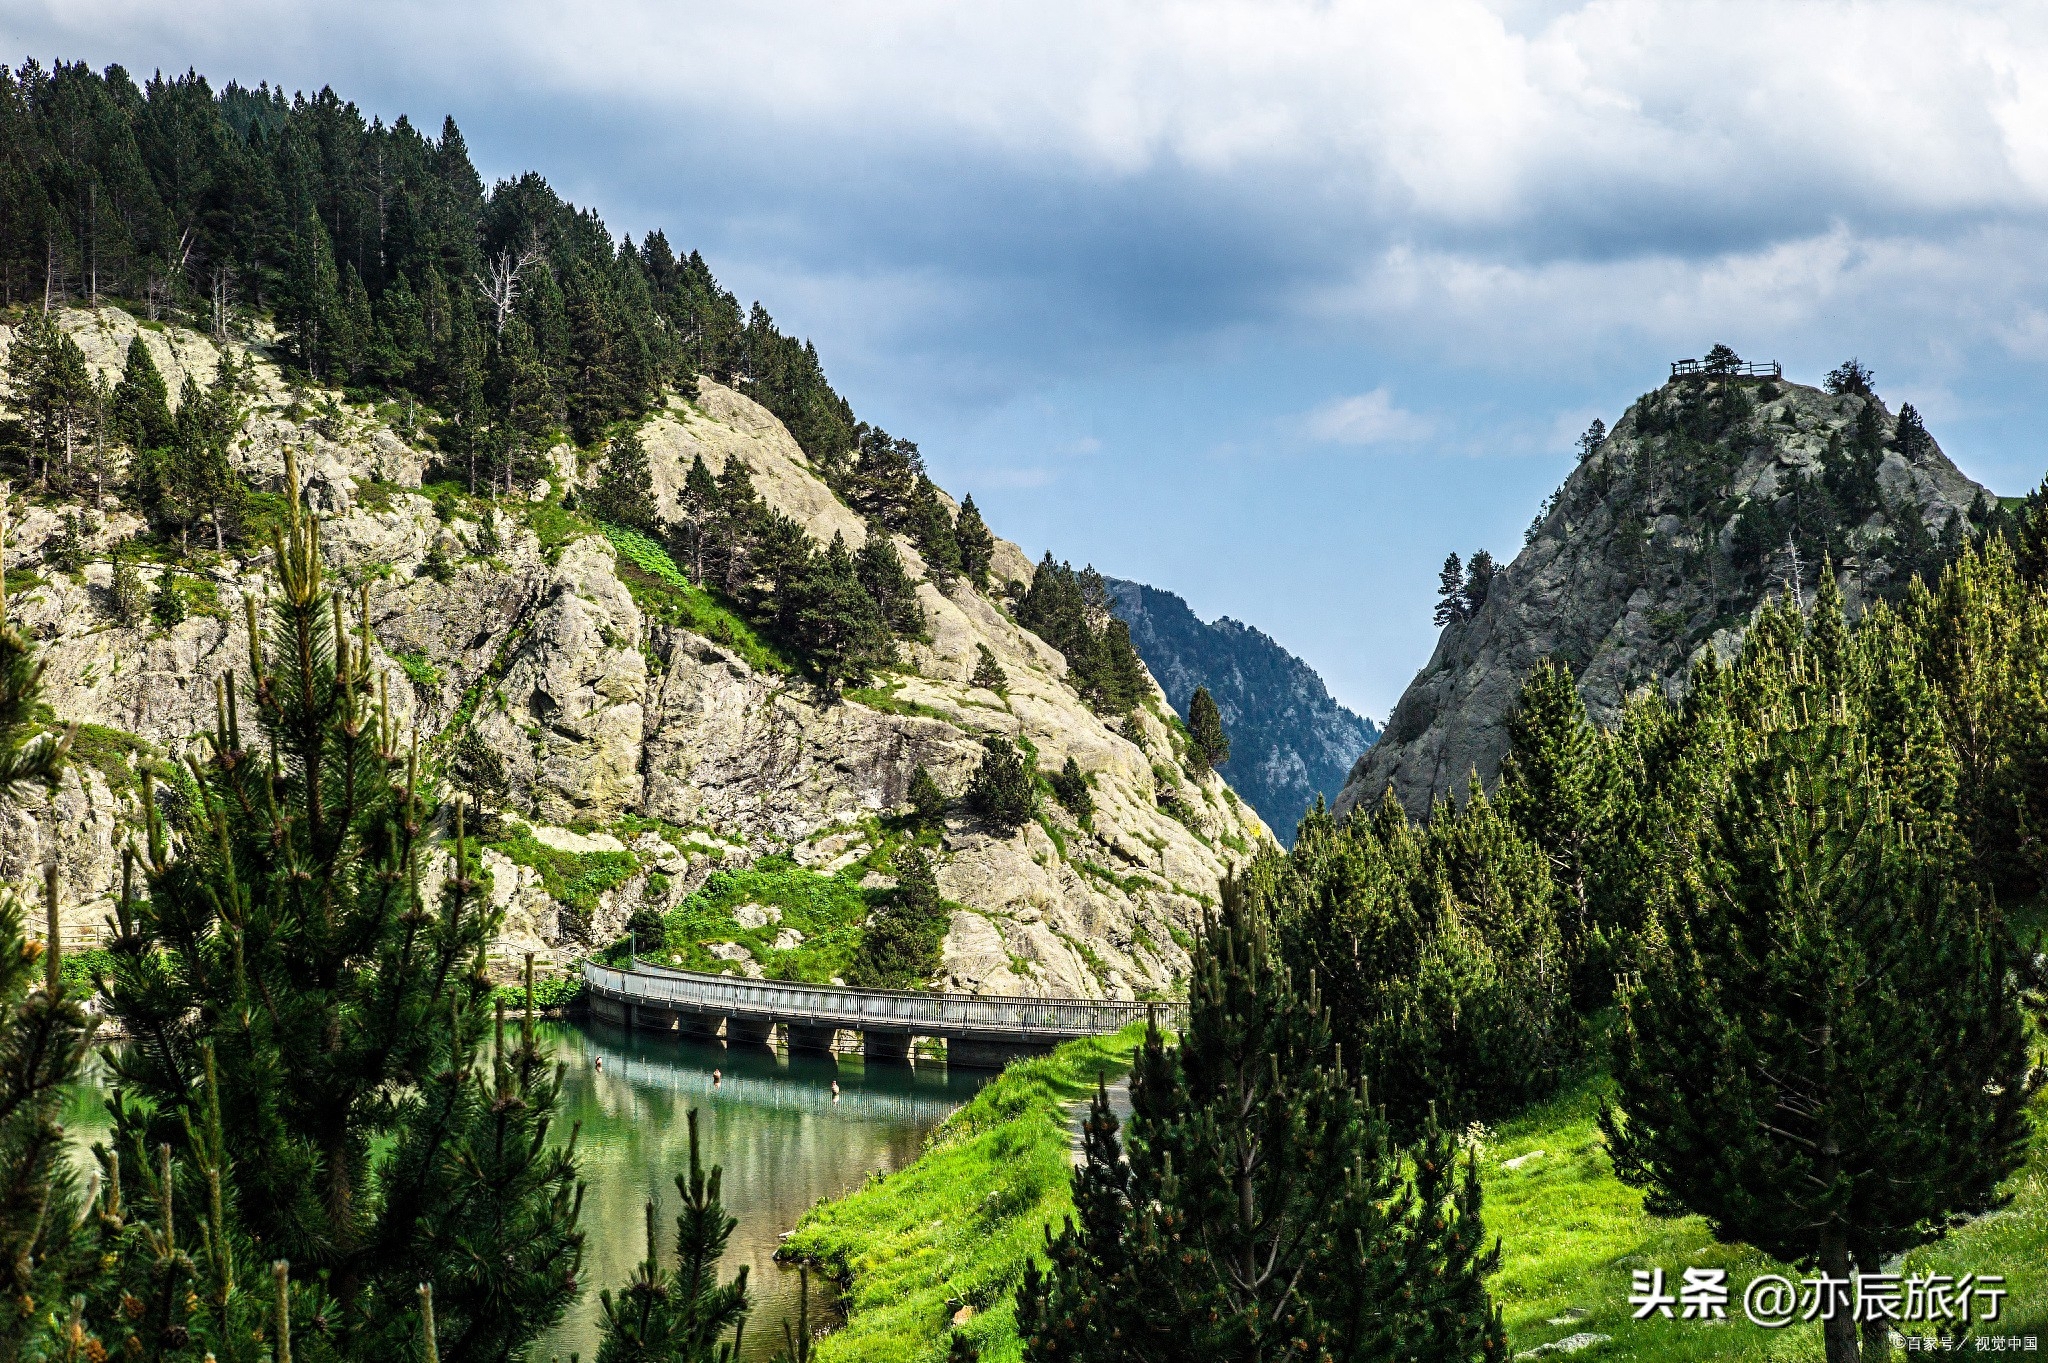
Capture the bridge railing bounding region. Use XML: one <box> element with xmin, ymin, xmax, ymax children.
<box><xmin>583</xmin><ymin>961</ymin><xmax>1184</xmax><ymax>1039</ymax></box>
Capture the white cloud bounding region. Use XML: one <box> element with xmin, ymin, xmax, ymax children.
<box><xmin>1301</xmin><ymin>389</ymin><xmax>1434</xmax><ymax>445</ymax></box>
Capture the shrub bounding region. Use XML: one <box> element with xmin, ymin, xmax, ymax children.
<box><xmin>1048</xmin><ymin>756</ymin><xmax>1093</xmax><ymax>823</ymax></box>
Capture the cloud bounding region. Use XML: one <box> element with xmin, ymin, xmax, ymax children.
<box><xmin>1300</xmin><ymin>389</ymin><xmax>1434</xmax><ymax>445</ymax></box>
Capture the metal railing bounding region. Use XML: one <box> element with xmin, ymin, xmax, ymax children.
<box><xmin>1670</xmin><ymin>358</ymin><xmax>1781</xmax><ymax>381</ymax></box>
<box><xmin>584</xmin><ymin>961</ymin><xmax>1183</xmax><ymax>1042</ymax></box>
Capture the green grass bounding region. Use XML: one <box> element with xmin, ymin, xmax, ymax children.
<box><xmin>63</xmin><ymin>722</ymin><xmax>162</xmax><ymax>802</ymax></box>
<box><xmin>396</xmin><ymin>649</ymin><xmax>442</xmax><ymax>689</ymax></box>
<box><xmin>488</xmin><ymin>973</ymin><xmax>586</xmax><ymax>1012</ymax></box>
<box><xmin>845</xmin><ymin>681</ymin><xmax>950</xmax><ymax>722</ymax></box>
<box><xmin>598</xmin><ymin>522</ymin><xmax>795</xmax><ymax>676</ymax></box>
<box><xmin>653</xmin><ymin>854</ymin><xmax>875</xmax><ymax>983</ymax></box>
<box><xmin>789</xmin><ymin>1056</ymin><xmax>2048</xmax><ymax>1363</ymax></box>
<box><xmin>489</xmin><ymin>832</ymin><xmax>640</xmax><ymax>914</ymax></box>
<box><xmin>782</xmin><ymin>1025</ymin><xmax>1148</xmax><ymax>1363</ymax></box>
<box><xmin>1481</xmin><ymin>1072</ymin><xmax>2048</xmax><ymax>1358</ymax></box>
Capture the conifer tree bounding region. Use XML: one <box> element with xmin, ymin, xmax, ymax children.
<box><xmin>1461</xmin><ymin>548</ymin><xmax>1496</xmax><ymax>617</ymax></box>
<box><xmin>595</xmin><ymin>1111</ymin><xmax>751</xmax><ymax>1363</ymax></box>
<box><xmin>149</xmin><ymin>566</ymin><xmax>184</xmax><ymax>627</ymax></box>
<box><xmin>846</xmin><ymin>846</ymin><xmax>949</xmax><ymax>989</ymax></box>
<box><xmin>906</xmin><ymin>764</ymin><xmax>949</xmax><ymax>829</ymax></box>
<box><xmin>111</xmin><ymin>333</ymin><xmax>174</xmax><ymax>453</ymax></box>
<box><xmin>1497</xmin><ymin>660</ymin><xmax>1616</xmax><ymax>1001</ymax></box>
<box><xmin>854</xmin><ymin>532</ymin><xmax>925</xmax><ymax>636</ymax></box>
<box><xmin>1186</xmin><ymin>685</ymin><xmax>1230</xmax><ymax>768</ymax></box>
<box><xmin>787</xmin><ymin>533</ymin><xmax>895</xmax><ymax>687</ymax></box>
<box><xmin>101</xmin><ymin>468</ymin><xmax>587</xmax><ymax>1360</ymax></box>
<box><xmin>676</xmin><ymin>453</ymin><xmax>721</xmax><ymax>582</ymax></box>
<box><xmin>1280</xmin><ymin>785</ymin><xmax>1572</xmax><ymax>1131</ymax></box>
<box><xmin>589</xmin><ymin>427</ymin><xmax>659</xmax><ymax>531</ymax></box>
<box><xmin>954</xmin><ymin>493</ymin><xmax>995</xmax><ymax>587</ymax></box>
<box><xmin>970</xmin><ymin>643</ymin><xmax>1007</xmax><ymax>694</ymax></box>
<box><xmin>908</xmin><ymin>476</ymin><xmax>962</xmax><ymax>585</ymax></box>
<box><xmin>1434</xmin><ymin>552</ymin><xmax>1466</xmax><ymax>626</ymax></box>
<box><xmin>1049</xmin><ymin>756</ymin><xmax>1093</xmax><ymax>823</ymax></box>
<box><xmin>1602</xmin><ymin>610</ymin><xmax>2040</xmax><ymax>1363</ymax></box>
<box><xmin>966</xmin><ymin>735</ymin><xmax>1035</xmax><ymax>831</ymax></box>
<box><xmin>1019</xmin><ymin>872</ymin><xmax>1509</xmax><ymax>1363</ymax></box>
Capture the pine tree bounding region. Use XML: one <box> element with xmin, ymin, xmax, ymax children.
<box><xmin>1893</xmin><ymin>400</ymin><xmax>1929</xmax><ymax>459</ymax></box>
<box><xmin>676</xmin><ymin>453</ymin><xmax>722</xmax><ymax>582</ymax></box>
<box><xmin>111</xmin><ymin>333</ymin><xmax>174</xmax><ymax>453</ymax></box>
<box><xmin>101</xmin><ymin>467</ymin><xmax>587</xmax><ymax>1360</ymax></box>
<box><xmin>589</xmin><ymin>427</ymin><xmax>659</xmax><ymax>530</ymax></box>
<box><xmin>966</xmin><ymin>735</ymin><xmax>1035</xmax><ymax>831</ymax></box>
<box><xmin>854</xmin><ymin>532</ymin><xmax>925</xmax><ymax>636</ymax></box>
<box><xmin>1434</xmin><ymin>551</ymin><xmax>1466</xmax><ymax>626</ymax></box>
<box><xmin>1461</xmin><ymin>548</ymin><xmax>1496</xmax><ymax>617</ymax></box>
<box><xmin>595</xmin><ymin>1111</ymin><xmax>751</xmax><ymax>1363</ymax></box>
<box><xmin>788</xmin><ymin>533</ymin><xmax>895</xmax><ymax>687</ymax></box>
<box><xmin>109</xmin><ymin>548</ymin><xmax>146</xmax><ymax>625</ymax></box>
<box><xmin>954</xmin><ymin>493</ymin><xmax>995</xmax><ymax>587</ymax></box>
<box><xmin>1048</xmin><ymin>756</ymin><xmax>1093</xmax><ymax>823</ymax></box>
<box><xmin>0</xmin><ymin>561</ymin><xmax>91</xmax><ymax>1362</ymax></box>
<box><xmin>1496</xmin><ymin>659</ymin><xmax>1616</xmax><ymax>1001</ymax></box>
<box><xmin>906</xmin><ymin>764</ymin><xmax>949</xmax><ymax>829</ymax></box>
<box><xmin>1186</xmin><ymin>685</ymin><xmax>1230</xmax><ymax>768</ymax></box>
<box><xmin>149</xmin><ymin>566</ymin><xmax>184</xmax><ymax>627</ymax></box>
<box><xmin>1019</xmin><ymin>873</ymin><xmax>1509</xmax><ymax>1363</ymax></box>
<box><xmin>1279</xmin><ymin>785</ymin><xmax>1573</xmax><ymax>1132</ymax></box>
<box><xmin>1575</xmin><ymin>418</ymin><xmax>1606</xmax><ymax>462</ymax></box>
<box><xmin>908</xmin><ymin>476</ymin><xmax>962</xmax><ymax>585</ymax></box>
<box><xmin>969</xmin><ymin>643</ymin><xmax>1007</xmax><ymax>694</ymax></box>
<box><xmin>846</xmin><ymin>846</ymin><xmax>950</xmax><ymax>989</ymax></box>
<box><xmin>1601</xmin><ymin>633</ymin><xmax>2038</xmax><ymax>1363</ymax></box>
<box><xmin>5</xmin><ymin>310</ymin><xmax>95</xmax><ymax>489</ymax></box>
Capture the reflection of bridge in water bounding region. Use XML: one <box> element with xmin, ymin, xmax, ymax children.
<box><xmin>583</xmin><ymin>961</ymin><xmax>1183</xmax><ymax>1067</ymax></box>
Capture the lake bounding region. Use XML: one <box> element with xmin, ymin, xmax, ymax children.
<box><xmin>65</xmin><ymin>1019</ymin><xmax>988</xmax><ymax>1362</ymax></box>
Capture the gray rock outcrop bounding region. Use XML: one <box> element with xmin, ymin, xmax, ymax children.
<box><xmin>1337</xmin><ymin>372</ymin><xmax>1993</xmax><ymax>819</ymax></box>
<box><xmin>0</xmin><ymin>306</ymin><xmax>1271</xmax><ymax>999</ymax></box>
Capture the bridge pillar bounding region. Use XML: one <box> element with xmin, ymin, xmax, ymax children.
<box><xmin>724</xmin><ymin>1017</ymin><xmax>774</xmax><ymax>1047</ymax></box>
<box><xmin>632</xmin><ymin>1006</ymin><xmax>677</xmax><ymax>1034</ymax></box>
<box><xmin>946</xmin><ymin>1037</ymin><xmax>1055</xmax><ymax>1071</ymax></box>
<box><xmin>862</xmin><ymin>1030</ymin><xmax>913</xmax><ymax>1063</ymax></box>
<box><xmin>589</xmin><ymin>994</ymin><xmax>630</xmax><ymax>1027</ymax></box>
<box><xmin>785</xmin><ymin>1024</ymin><xmax>839</xmax><ymax>1056</ymax></box>
<box><xmin>677</xmin><ymin>1012</ymin><xmax>722</xmax><ymax>1042</ymax></box>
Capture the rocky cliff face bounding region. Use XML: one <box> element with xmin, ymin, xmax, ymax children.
<box><xmin>2</xmin><ymin>306</ymin><xmax>1270</xmax><ymax>998</ymax></box>
<box><xmin>1337</xmin><ymin>372</ymin><xmax>1993</xmax><ymax>819</ymax></box>
<box><xmin>1105</xmin><ymin>578</ymin><xmax>1378</xmax><ymax>842</ymax></box>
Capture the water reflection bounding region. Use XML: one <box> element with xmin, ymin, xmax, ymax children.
<box><xmin>543</xmin><ymin>1020</ymin><xmax>986</xmax><ymax>1362</ymax></box>
<box><xmin>63</xmin><ymin>1024</ymin><xmax>984</xmax><ymax>1363</ymax></box>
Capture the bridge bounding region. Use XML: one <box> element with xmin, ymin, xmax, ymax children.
<box><xmin>582</xmin><ymin>960</ymin><xmax>1182</xmax><ymax>1068</ymax></box>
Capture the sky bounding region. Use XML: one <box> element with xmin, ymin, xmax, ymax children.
<box><xmin>11</xmin><ymin>1</ymin><xmax>2048</xmax><ymax>720</ymax></box>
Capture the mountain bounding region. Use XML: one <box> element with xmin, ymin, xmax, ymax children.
<box><xmin>0</xmin><ymin>65</ymin><xmax>1274</xmax><ymax>1002</ymax></box>
<box><xmin>1337</xmin><ymin>362</ymin><xmax>1996</xmax><ymax>818</ymax></box>
<box><xmin>2</xmin><ymin>306</ymin><xmax>1272</xmax><ymax>999</ymax></box>
<box><xmin>1105</xmin><ymin>578</ymin><xmax>1378</xmax><ymax>841</ymax></box>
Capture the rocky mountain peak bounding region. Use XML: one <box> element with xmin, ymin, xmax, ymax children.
<box><xmin>1337</xmin><ymin>365</ymin><xmax>1994</xmax><ymax>818</ymax></box>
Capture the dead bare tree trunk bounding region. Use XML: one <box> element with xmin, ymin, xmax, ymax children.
<box><xmin>475</xmin><ymin>241</ymin><xmax>544</xmax><ymax>336</ymax></box>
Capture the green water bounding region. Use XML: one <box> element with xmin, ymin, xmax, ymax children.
<box><xmin>542</xmin><ymin>1019</ymin><xmax>986</xmax><ymax>1360</ymax></box>
<box><xmin>65</xmin><ymin>1021</ymin><xmax>987</xmax><ymax>1362</ymax></box>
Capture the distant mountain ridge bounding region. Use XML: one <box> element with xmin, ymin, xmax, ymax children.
<box><xmin>1105</xmin><ymin>579</ymin><xmax>1379</xmax><ymax>842</ymax></box>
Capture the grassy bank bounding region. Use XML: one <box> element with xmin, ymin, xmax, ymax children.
<box><xmin>781</xmin><ymin>1024</ymin><xmax>1149</xmax><ymax>1363</ymax></box>
<box><xmin>789</xmin><ymin>1049</ymin><xmax>2048</xmax><ymax>1363</ymax></box>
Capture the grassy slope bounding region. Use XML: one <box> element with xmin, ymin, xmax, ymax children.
<box><xmin>782</xmin><ymin>1025</ymin><xmax>1149</xmax><ymax>1363</ymax></box>
<box><xmin>791</xmin><ymin>1053</ymin><xmax>2048</xmax><ymax>1363</ymax></box>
